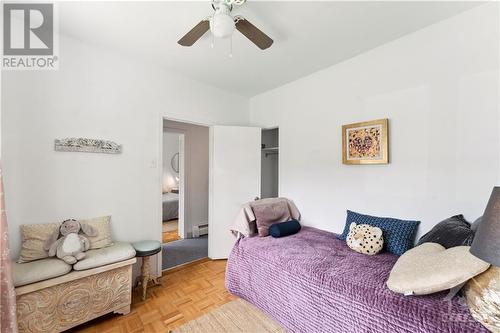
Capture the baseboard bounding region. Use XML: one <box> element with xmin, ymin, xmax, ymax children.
<box><xmin>191</xmin><ymin>221</ymin><xmax>209</xmax><ymax>238</ymax></box>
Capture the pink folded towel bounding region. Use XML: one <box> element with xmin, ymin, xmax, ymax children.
<box><xmin>252</xmin><ymin>200</ymin><xmax>291</xmax><ymax>237</ymax></box>
<box><xmin>231</xmin><ymin>198</ymin><xmax>301</xmax><ymax>238</ymax></box>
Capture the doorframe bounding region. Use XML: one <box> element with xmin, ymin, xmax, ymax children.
<box><xmin>158</xmin><ymin>116</ymin><xmax>212</xmax><ymax>274</ymax></box>
<box><xmin>178</xmin><ymin>134</ymin><xmax>185</xmax><ymax>239</ymax></box>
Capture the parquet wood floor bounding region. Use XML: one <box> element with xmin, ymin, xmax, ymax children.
<box><xmin>71</xmin><ymin>259</ymin><xmax>236</xmax><ymax>333</ymax></box>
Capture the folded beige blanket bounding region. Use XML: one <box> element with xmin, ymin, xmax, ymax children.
<box><xmin>231</xmin><ymin>198</ymin><xmax>301</xmax><ymax>237</ymax></box>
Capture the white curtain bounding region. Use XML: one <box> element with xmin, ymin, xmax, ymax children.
<box><xmin>0</xmin><ymin>166</ymin><xmax>18</xmax><ymax>333</ymax></box>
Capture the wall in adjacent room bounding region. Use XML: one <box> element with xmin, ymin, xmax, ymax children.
<box><xmin>1</xmin><ymin>34</ymin><xmax>248</xmax><ymax>273</ymax></box>
<box><xmin>249</xmin><ymin>3</ymin><xmax>499</xmax><ymax>238</ymax></box>
<box><xmin>261</xmin><ymin>128</ymin><xmax>279</xmax><ymax>199</ymax></box>
<box><xmin>162</xmin><ymin>132</ymin><xmax>180</xmax><ymax>193</ymax></box>
<box><xmin>164</xmin><ymin>120</ymin><xmax>209</xmax><ymax>238</ymax></box>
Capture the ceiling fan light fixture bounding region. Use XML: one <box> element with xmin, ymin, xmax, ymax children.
<box><xmin>210</xmin><ymin>12</ymin><xmax>235</xmax><ymax>38</ymax></box>
<box><xmin>177</xmin><ymin>0</ymin><xmax>273</xmax><ymax>50</ymax></box>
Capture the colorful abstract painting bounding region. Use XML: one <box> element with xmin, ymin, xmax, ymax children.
<box><xmin>342</xmin><ymin>119</ymin><xmax>388</xmax><ymax>164</ymax></box>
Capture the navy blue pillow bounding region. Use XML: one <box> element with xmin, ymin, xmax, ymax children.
<box><xmin>337</xmin><ymin>210</ymin><xmax>420</xmax><ymax>256</ymax></box>
<box><xmin>269</xmin><ymin>220</ymin><xmax>301</xmax><ymax>238</ymax></box>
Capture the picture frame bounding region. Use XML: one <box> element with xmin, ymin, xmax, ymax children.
<box><xmin>342</xmin><ymin>118</ymin><xmax>388</xmax><ymax>165</ymax></box>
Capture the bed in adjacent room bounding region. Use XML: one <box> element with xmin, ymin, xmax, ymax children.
<box><xmin>225</xmin><ymin>226</ymin><xmax>488</xmax><ymax>333</ymax></box>
<box><xmin>162</xmin><ymin>192</ymin><xmax>179</xmax><ymax>221</ymax></box>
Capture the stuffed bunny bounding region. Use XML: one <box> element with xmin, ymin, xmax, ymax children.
<box><xmin>44</xmin><ymin>219</ymin><xmax>97</xmax><ymax>264</ymax></box>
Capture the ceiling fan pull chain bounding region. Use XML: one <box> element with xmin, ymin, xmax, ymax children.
<box><xmin>211</xmin><ymin>33</ymin><xmax>215</xmax><ymax>49</ymax></box>
<box><xmin>229</xmin><ymin>35</ymin><xmax>233</xmax><ymax>58</ymax></box>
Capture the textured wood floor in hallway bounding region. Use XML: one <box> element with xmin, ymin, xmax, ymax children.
<box><xmin>162</xmin><ymin>230</ymin><xmax>181</xmax><ymax>243</ymax></box>
<box><xmin>162</xmin><ymin>220</ymin><xmax>180</xmax><ymax>243</ymax></box>
<box><xmin>71</xmin><ymin>259</ymin><xmax>236</xmax><ymax>333</ymax></box>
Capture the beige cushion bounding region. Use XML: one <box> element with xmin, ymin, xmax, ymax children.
<box><xmin>387</xmin><ymin>243</ymin><xmax>490</xmax><ymax>295</ymax></box>
<box><xmin>13</xmin><ymin>258</ymin><xmax>72</xmax><ymax>287</ymax></box>
<box><xmin>17</xmin><ymin>222</ymin><xmax>61</xmax><ymax>263</ymax></box>
<box><xmin>79</xmin><ymin>215</ymin><xmax>113</xmax><ymax>249</ymax></box>
<box><xmin>73</xmin><ymin>242</ymin><xmax>136</xmax><ymax>271</ymax></box>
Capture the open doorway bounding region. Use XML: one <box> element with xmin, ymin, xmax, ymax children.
<box><xmin>161</xmin><ymin>119</ymin><xmax>209</xmax><ymax>270</ymax></box>
<box><xmin>162</xmin><ymin>131</ymin><xmax>183</xmax><ymax>243</ymax></box>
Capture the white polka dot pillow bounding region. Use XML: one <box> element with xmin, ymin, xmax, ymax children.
<box><xmin>346</xmin><ymin>222</ymin><xmax>384</xmax><ymax>255</ymax></box>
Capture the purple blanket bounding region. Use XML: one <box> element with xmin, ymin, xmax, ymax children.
<box><xmin>225</xmin><ymin>227</ymin><xmax>487</xmax><ymax>333</ymax></box>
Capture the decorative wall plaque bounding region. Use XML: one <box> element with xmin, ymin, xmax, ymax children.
<box><xmin>54</xmin><ymin>138</ymin><xmax>122</xmax><ymax>154</ymax></box>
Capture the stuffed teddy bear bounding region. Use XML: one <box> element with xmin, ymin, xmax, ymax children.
<box><xmin>44</xmin><ymin>219</ymin><xmax>97</xmax><ymax>264</ymax></box>
<box><xmin>346</xmin><ymin>222</ymin><xmax>384</xmax><ymax>255</ymax></box>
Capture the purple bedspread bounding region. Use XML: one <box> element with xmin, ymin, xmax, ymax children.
<box><xmin>225</xmin><ymin>227</ymin><xmax>488</xmax><ymax>333</ymax></box>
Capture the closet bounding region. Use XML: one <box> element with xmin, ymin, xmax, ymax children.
<box><xmin>261</xmin><ymin>128</ymin><xmax>279</xmax><ymax>198</ymax></box>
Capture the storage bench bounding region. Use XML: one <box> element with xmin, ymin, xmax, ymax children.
<box><xmin>15</xmin><ymin>258</ymin><xmax>136</xmax><ymax>332</ymax></box>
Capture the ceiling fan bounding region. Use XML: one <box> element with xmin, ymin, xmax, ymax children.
<box><xmin>178</xmin><ymin>0</ymin><xmax>273</xmax><ymax>50</ymax></box>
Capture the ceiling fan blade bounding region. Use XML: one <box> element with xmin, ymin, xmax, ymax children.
<box><xmin>235</xmin><ymin>18</ymin><xmax>273</xmax><ymax>50</ymax></box>
<box><xmin>178</xmin><ymin>20</ymin><xmax>210</xmax><ymax>47</ymax></box>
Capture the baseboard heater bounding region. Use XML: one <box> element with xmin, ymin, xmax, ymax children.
<box><xmin>192</xmin><ymin>224</ymin><xmax>208</xmax><ymax>238</ymax></box>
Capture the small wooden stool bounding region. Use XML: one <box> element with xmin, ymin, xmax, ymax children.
<box><xmin>132</xmin><ymin>240</ymin><xmax>161</xmax><ymax>300</ymax></box>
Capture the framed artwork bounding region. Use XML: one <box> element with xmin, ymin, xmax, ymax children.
<box><xmin>342</xmin><ymin>118</ymin><xmax>388</xmax><ymax>165</ymax></box>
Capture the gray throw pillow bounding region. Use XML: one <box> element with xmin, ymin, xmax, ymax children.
<box><xmin>470</xmin><ymin>216</ymin><xmax>482</xmax><ymax>233</ymax></box>
<box><xmin>417</xmin><ymin>214</ymin><xmax>474</xmax><ymax>249</ymax></box>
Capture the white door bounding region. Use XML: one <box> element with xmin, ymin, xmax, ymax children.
<box><xmin>209</xmin><ymin>126</ymin><xmax>261</xmax><ymax>259</ymax></box>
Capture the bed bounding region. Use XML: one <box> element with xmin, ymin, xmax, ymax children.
<box><xmin>162</xmin><ymin>192</ymin><xmax>179</xmax><ymax>221</ymax></box>
<box><xmin>225</xmin><ymin>226</ymin><xmax>488</xmax><ymax>333</ymax></box>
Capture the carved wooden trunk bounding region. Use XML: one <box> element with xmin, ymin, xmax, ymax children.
<box><xmin>15</xmin><ymin>258</ymin><xmax>136</xmax><ymax>333</ymax></box>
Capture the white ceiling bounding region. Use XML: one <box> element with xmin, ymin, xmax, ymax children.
<box><xmin>59</xmin><ymin>1</ymin><xmax>482</xmax><ymax>97</ymax></box>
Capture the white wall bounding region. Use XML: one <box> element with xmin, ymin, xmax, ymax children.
<box><xmin>1</xmin><ymin>34</ymin><xmax>249</xmax><ymax>271</ymax></box>
<box><xmin>164</xmin><ymin>120</ymin><xmax>209</xmax><ymax>238</ymax></box>
<box><xmin>162</xmin><ymin>132</ymin><xmax>180</xmax><ymax>192</ymax></box>
<box><xmin>2</xmin><ymin>3</ymin><xmax>498</xmax><ymax>269</ymax></box>
<box><xmin>250</xmin><ymin>3</ymin><xmax>499</xmax><ymax>238</ymax></box>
